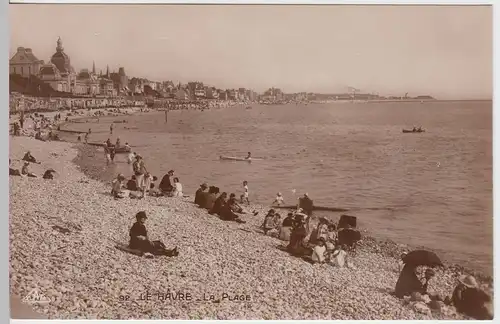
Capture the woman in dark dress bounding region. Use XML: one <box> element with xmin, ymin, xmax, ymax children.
<box><xmin>129</xmin><ymin>211</ymin><xmax>178</xmax><ymax>256</ymax></box>
<box><xmin>394</xmin><ymin>264</ymin><xmax>426</xmax><ymax>298</ymax></box>
<box><xmin>209</xmin><ymin>192</ymin><xmax>227</xmax><ymax>216</ymax></box>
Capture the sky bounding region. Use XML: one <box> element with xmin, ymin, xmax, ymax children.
<box><xmin>9</xmin><ymin>5</ymin><xmax>493</xmax><ymax>99</ymax></box>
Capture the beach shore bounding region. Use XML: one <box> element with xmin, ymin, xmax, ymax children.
<box><xmin>9</xmin><ymin>136</ymin><xmax>492</xmax><ymax>319</ymax></box>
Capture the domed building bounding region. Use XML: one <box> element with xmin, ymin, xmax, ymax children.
<box><xmin>50</xmin><ymin>37</ymin><xmax>75</xmax><ymax>76</ymax></box>
<box><xmin>38</xmin><ymin>37</ymin><xmax>76</xmax><ymax>93</ymax></box>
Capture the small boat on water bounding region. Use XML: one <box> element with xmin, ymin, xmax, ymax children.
<box><xmin>402</xmin><ymin>129</ymin><xmax>425</xmax><ymax>133</ymax></box>
<box><xmin>219</xmin><ymin>155</ymin><xmax>264</xmax><ymax>162</ymax></box>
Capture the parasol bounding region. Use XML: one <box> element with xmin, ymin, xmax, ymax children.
<box><xmin>402</xmin><ymin>250</ymin><xmax>443</xmax><ymax>267</ymax></box>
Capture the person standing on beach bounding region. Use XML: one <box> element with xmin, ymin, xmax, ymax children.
<box><xmin>133</xmin><ymin>155</ymin><xmax>147</xmax><ymax>197</ymax></box>
<box><xmin>110</xmin><ymin>123</ymin><xmax>114</xmax><ymax>134</ymax></box>
<box><xmin>84</xmin><ymin>132</ymin><xmax>89</xmax><ymax>144</ymax></box>
<box><xmin>103</xmin><ymin>142</ymin><xmax>111</xmax><ymax>165</ymax></box>
<box><xmin>165</xmin><ymin>109</ymin><xmax>168</xmax><ymax>123</ymax></box>
<box><xmin>242</xmin><ymin>181</ymin><xmax>250</xmax><ymax>205</ymax></box>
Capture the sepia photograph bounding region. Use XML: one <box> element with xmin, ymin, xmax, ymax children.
<box><xmin>8</xmin><ymin>3</ymin><xmax>493</xmax><ymax>320</ymax></box>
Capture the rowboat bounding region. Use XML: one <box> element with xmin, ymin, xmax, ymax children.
<box><xmin>402</xmin><ymin>129</ymin><xmax>425</xmax><ymax>133</ymax></box>
<box><xmin>220</xmin><ymin>156</ymin><xmax>256</xmax><ymax>162</ymax></box>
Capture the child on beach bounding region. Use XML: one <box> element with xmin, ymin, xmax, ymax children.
<box><xmin>127</xmin><ymin>152</ymin><xmax>136</xmax><ymax>164</ymax></box>
<box><xmin>242</xmin><ymin>181</ymin><xmax>250</xmax><ymax>205</ymax></box>
<box><xmin>111</xmin><ymin>174</ymin><xmax>127</xmax><ymax>199</ymax></box>
<box><xmin>272</xmin><ymin>192</ymin><xmax>285</xmax><ymax>206</ymax></box>
<box><xmin>172</xmin><ymin>177</ymin><xmax>183</xmax><ymax>197</ymax></box>
<box><xmin>103</xmin><ymin>142</ymin><xmax>111</xmax><ymax>165</ymax></box>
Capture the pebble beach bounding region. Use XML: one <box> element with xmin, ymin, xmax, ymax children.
<box><xmin>9</xmin><ymin>135</ymin><xmax>493</xmax><ymax>320</ymax></box>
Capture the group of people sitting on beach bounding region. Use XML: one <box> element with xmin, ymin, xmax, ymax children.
<box><xmin>9</xmin><ymin>151</ymin><xmax>56</xmax><ymax>180</ymax></box>
<box><xmin>193</xmin><ymin>182</ymin><xmax>257</xmax><ymax>223</ymax></box>
<box><xmin>11</xmin><ymin>111</ymin><xmax>62</xmax><ymax>141</ymax></box>
<box><xmin>260</xmin><ymin>201</ymin><xmax>358</xmax><ymax>269</ymax></box>
<box><xmin>110</xmin><ymin>155</ymin><xmax>183</xmax><ymax>200</ymax></box>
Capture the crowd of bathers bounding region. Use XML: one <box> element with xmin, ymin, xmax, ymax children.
<box><xmin>112</xmin><ymin>170</ymin><xmax>493</xmax><ymax>320</ymax></box>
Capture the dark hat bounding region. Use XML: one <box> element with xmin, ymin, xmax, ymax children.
<box><xmin>201</xmin><ymin>183</ymin><xmax>208</xmax><ymax>188</ymax></box>
<box><xmin>168</xmin><ymin>170</ymin><xmax>174</xmax><ymax>174</ymax></box>
<box><xmin>136</xmin><ymin>211</ymin><xmax>147</xmax><ymax>220</ymax></box>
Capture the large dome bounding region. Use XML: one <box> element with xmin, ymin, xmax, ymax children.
<box><xmin>50</xmin><ymin>37</ymin><xmax>73</xmax><ymax>75</ymax></box>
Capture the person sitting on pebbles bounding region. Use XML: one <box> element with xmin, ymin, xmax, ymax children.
<box><xmin>129</xmin><ymin>211</ymin><xmax>179</xmax><ymax>257</ymax></box>
<box><xmin>126</xmin><ymin>175</ymin><xmax>138</xmax><ymax>191</ymax></box>
<box><xmin>395</xmin><ymin>265</ymin><xmax>436</xmax><ymax>299</ymax></box>
<box><xmin>111</xmin><ymin>174</ymin><xmax>127</xmax><ymax>199</ymax></box>
<box><xmin>22</xmin><ymin>151</ymin><xmax>40</xmax><ymax>164</ymax></box>
<box><xmin>172</xmin><ymin>177</ymin><xmax>183</xmax><ymax>197</ymax></box>
<box><xmin>444</xmin><ymin>275</ymin><xmax>493</xmax><ymax>320</ymax></box>
<box><xmin>209</xmin><ymin>192</ymin><xmax>227</xmax><ymax>216</ymax></box>
<box><xmin>278</xmin><ymin>212</ymin><xmax>294</xmax><ymax>241</ymax></box>
<box><xmin>311</xmin><ymin>237</ymin><xmax>327</xmax><ymax>264</ymax></box>
<box><xmin>9</xmin><ymin>159</ymin><xmax>21</xmax><ymax>176</ymax></box>
<box><xmin>262</xmin><ymin>209</ymin><xmax>277</xmax><ymax>235</ymax></box>
<box><xmin>159</xmin><ymin>170</ymin><xmax>175</xmax><ymax>196</ymax></box>
<box><xmin>195</xmin><ymin>183</ymin><xmax>208</xmax><ymax>205</ymax></box>
<box><xmin>42</xmin><ymin>169</ymin><xmax>56</xmax><ymax>180</ymax></box>
<box><xmin>220</xmin><ymin>198</ymin><xmax>246</xmax><ymax>223</ymax></box>
<box><xmin>325</xmin><ymin>223</ymin><xmax>337</xmax><ymax>250</ymax></box>
<box><xmin>287</xmin><ymin>213</ymin><xmax>309</xmax><ymax>255</ymax></box>
<box><xmin>203</xmin><ymin>186</ymin><xmax>218</xmax><ymax>210</ymax></box>
<box><xmin>309</xmin><ymin>217</ymin><xmax>329</xmax><ymax>245</ymax></box>
<box><xmin>21</xmin><ymin>162</ymin><xmax>37</xmax><ymax>177</ymax></box>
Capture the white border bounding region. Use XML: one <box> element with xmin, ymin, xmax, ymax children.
<box><xmin>6</xmin><ymin>1</ymin><xmax>497</xmax><ymax>324</ymax></box>
<box><xmin>7</xmin><ymin>0</ymin><xmax>497</xmax><ymax>4</ymax></box>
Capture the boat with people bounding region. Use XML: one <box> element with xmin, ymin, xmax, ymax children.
<box><xmin>220</xmin><ymin>152</ymin><xmax>261</xmax><ymax>162</ymax></box>
<box><xmin>402</xmin><ymin>127</ymin><xmax>425</xmax><ymax>133</ymax></box>
<box><xmin>220</xmin><ymin>156</ymin><xmax>262</xmax><ymax>162</ymax></box>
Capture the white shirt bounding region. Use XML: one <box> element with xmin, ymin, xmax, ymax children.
<box><xmin>143</xmin><ymin>175</ymin><xmax>153</xmax><ymax>192</ymax></box>
<box><xmin>244</xmin><ymin>185</ymin><xmax>249</xmax><ymax>198</ymax></box>
<box><xmin>311</xmin><ymin>245</ymin><xmax>326</xmax><ymax>263</ymax></box>
<box><xmin>174</xmin><ymin>183</ymin><xmax>183</xmax><ymax>197</ymax></box>
<box><xmin>275</xmin><ymin>195</ymin><xmax>284</xmax><ymax>205</ymax></box>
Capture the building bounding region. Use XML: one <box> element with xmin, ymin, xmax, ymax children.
<box><xmin>75</xmin><ymin>68</ymin><xmax>100</xmax><ymax>96</ymax></box>
<box><xmin>99</xmin><ymin>77</ymin><xmax>115</xmax><ymax>97</ymax></box>
<box><xmin>228</xmin><ymin>89</ymin><xmax>237</xmax><ymax>100</ymax></box>
<box><xmin>38</xmin><ymin>63</ymin><xmax>71</xmax><ymax>92</ymax></box>
<box><xmin>118</xmin><ymin>67</ymin><xmax>129</xmax><ymax>94</ymax></box>
<box><xmin>218</xmin><ymin>90</ymin><xmax>228</xmax><ymax>100</ymax></box>
<box><xmin>206</xmin><ymin>87</ymin><xmax>219</xmax><ymax>99</ymax></box>
<box><xmin>9</xmin><ymin>47</ymin><xmax>45</xmax><ymax>77</ymax></box>
<box><xmin>37</xmin><ymin>37</ymin><xmax>77</xmax><ymax>93</ymax></box>
<box><xmin>175</xmin><ymin>87</ymin><xmax>190</xmax><ymax>100</ymax></box>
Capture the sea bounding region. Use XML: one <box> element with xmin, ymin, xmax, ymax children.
<box><xmin>64</xmin><ymin>101</ymin><xmax>493</xmax><ymax>275</ymax></box>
